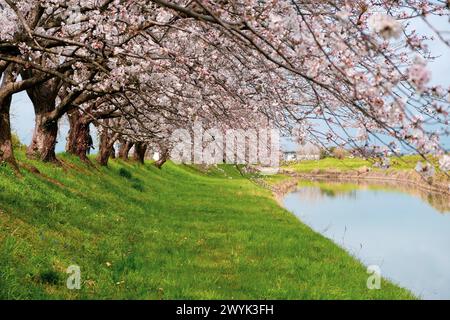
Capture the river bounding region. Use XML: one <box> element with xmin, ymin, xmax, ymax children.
<box><xmin>283</xmin><ymin>179</ymin><xmax>450</xmax><ymax>299</ymax></box>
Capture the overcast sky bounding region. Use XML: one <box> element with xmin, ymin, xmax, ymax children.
<box><xmin>9</xmin><ymin>16</ymin><xmax>450</xmax><ymax>153</ymax></box>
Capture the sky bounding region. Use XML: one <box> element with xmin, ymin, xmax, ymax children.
<box><xmin>8</xmin><ymin>15</ymin><xmax>450</xmax><ymax>153</ymax></box>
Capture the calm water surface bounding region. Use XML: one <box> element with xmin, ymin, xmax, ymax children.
<box><xmin>283</xmin><ymin>180</ymin><xmax>450</xmax><ymax>299</ymax></box>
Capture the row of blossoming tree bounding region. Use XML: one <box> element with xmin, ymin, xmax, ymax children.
<box><xmin>0</xmin><ymin>0</ymin><xmax>449</xmax><ymax>175</ymax></box>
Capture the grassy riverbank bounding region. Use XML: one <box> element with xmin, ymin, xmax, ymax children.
<box><xmin>282</xmin><ymin>155</ymin><xmax>445</xmax><ymax>173</ymax></box>
<box><xmin>283</xmin><ymin>155</ymin><xmax>450</xmax><ymax>188</ymax></box>
<box><xmin>0</xmin><ymin>151</ymin><xmax>414</xmax><ymax>299</ymax></box>
<box><xmin>283</xmin><ymin>155</ymin><xmax>425</xmax><ymax>172</ymax></box>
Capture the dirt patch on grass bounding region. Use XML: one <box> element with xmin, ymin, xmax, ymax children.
<box><xmin>59</xmin><ymin>158</ymin><xmax>96</xmax><ymax>174</ymax></box>
<box><xmin>270</xmin><ymin>177</ymin><xmax>300</xmax><ymax>206</ymax></box>
<box><xmin>19</xmin><ymin>163</ymin><xmax>65</xmax><ymax>188</ymax></box>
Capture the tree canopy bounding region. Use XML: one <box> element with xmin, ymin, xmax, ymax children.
<box><xmin>0</xmin><ymin>0</ymin><xmax>449</xmax><ymax>172</ymax></box>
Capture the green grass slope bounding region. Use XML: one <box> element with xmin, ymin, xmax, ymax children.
<box><xmin>0</xmin><ymin>152</ymin><xmax>414</xmax><ymax>299</ymax></box>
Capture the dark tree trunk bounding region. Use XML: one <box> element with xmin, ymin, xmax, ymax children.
<box><xmin>118</xmin><ymin>140</ymin><xmax>133</xmax><ymax>160</ymax></box>
<box><xmin>154</xmin><ymin>148</ymin><xmax>169</xmax><ymax>169</ymax></box>
<box><xmin>97</xmin><ymin>127</ymin><xmax>118</xmax><ymax>167</ymax></box>
<box><xmin>97</xmin><ymin>140</ymin><xmax>112</xmax><ymax>166</ymax></box>
<box><xmin>110</xmin><ymin>146</ymin><xmax>116</xmax><ymax>159</ymax></box>
<box><xmin>26</xmin><ymin>111</ymin><xmax>58</xmax><ymax>162</ymax></box>
<box><xmin>133</xmin><ymin>142</ymin><xmax>147</xmax><ymax>164</ymax></box>
<box><xmin>26</xmin><ymin>81</ymin><xmax>59</xmax><ymax>162</ymax></box>
<box><xmin>66</xmin><ymin>110</ymin><xmax>91</xmax><ymax>162</ymax></box>
<box><xmin>0</xmin><ymin>65</ymin><xmax>18</xmax><ymax>167</ymax></box>
<box><xmin>0</xmin><ymin>96</ymin><xmax>16</xmax><ymax>167</ymax></box>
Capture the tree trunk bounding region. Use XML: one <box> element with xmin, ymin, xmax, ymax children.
<box><xmin>26</xmin><ymin>81</ymin><xmax>59</xmax><ymax>162</ymax></box>
<box><xmin>26</xmin><ymin>112</ymin><xmax>59</xmax><ymax>162</ymax></box>
<box><xmin>118</xmin><ymin>141</ymin><xmax>133</xmax><ymax>160</ymax></box>
<box><xmin>0</xmin><ymin>96</ymin><xmax>17</xmax><ymax>167</ymax></box>
<box><xmin>66</xmin><ymin>110</ymin><xmax>91</xmax><ymax>162</ymax></box>
<box><xmin>154</xmin><ymin>147</ymin><xmax>169</xmax><ymax>169</ymax></box>
<box><xmin>97</xmin><ymin>140</ymin><xmax>112</xmax><ymax>166</ymax></box>
<box><xmin>97</xmin><ymin>129</ymin><xmax>118</xmax><ymax>166</ymax></box>
<box><xmin>0</xmin><ymin>65</ymin><xmax>18</xmax><ymax>167</ymax></box>
<box><xmin>133</xmin><ymin>142</ymin><xmax>147</xmax><ymax>164</ymax></box>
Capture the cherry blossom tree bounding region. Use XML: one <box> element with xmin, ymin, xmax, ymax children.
<box><xmin>0</xmin><ymin>0</ymin><xmax>449</xmax><ymax>172</ymax></box>
<box><xmin>150</xmin><ymin>0</ymin><xmax>450</xmax><ymax>170</ymax></box>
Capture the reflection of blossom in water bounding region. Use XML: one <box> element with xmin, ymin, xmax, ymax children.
<box><xmin>294</xmin><ymin>179</ymin><xmax>450</xmax><ymax>214</ymax></box>
<box><xmin>295</xmin><ymin>185</ymin><xmax>358</xmax><ymax>203</ymax></box>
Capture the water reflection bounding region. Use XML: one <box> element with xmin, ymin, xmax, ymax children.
<box><xmin>283</xmin><ymin>179</ymin><xmax>450</xmax><ymax>299</ymax></box>
<box><xmin>297</xmin><ymin>179</ymin><xmax>450</xmax><ymax>213</ymax></box>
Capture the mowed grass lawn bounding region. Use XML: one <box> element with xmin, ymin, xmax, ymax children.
<box><xmin>0</xmin><ymin>151</ymin><xmax>414</xmax><ymax>299</ymax></box>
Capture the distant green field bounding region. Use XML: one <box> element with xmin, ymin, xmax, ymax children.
<box><xmin>0</xmin><ymin>151</ymin><xmax>414</xmax><ymax>299</ymax></box>
<box><xmin>283</xmin><ymin>157</ymin><xmax>371</xmax><ymax>172</ymax></box>
<box><xmin>283</xmin><ymin>155</ymin><xmax>437</xmax><ymax>173</ymax></box>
